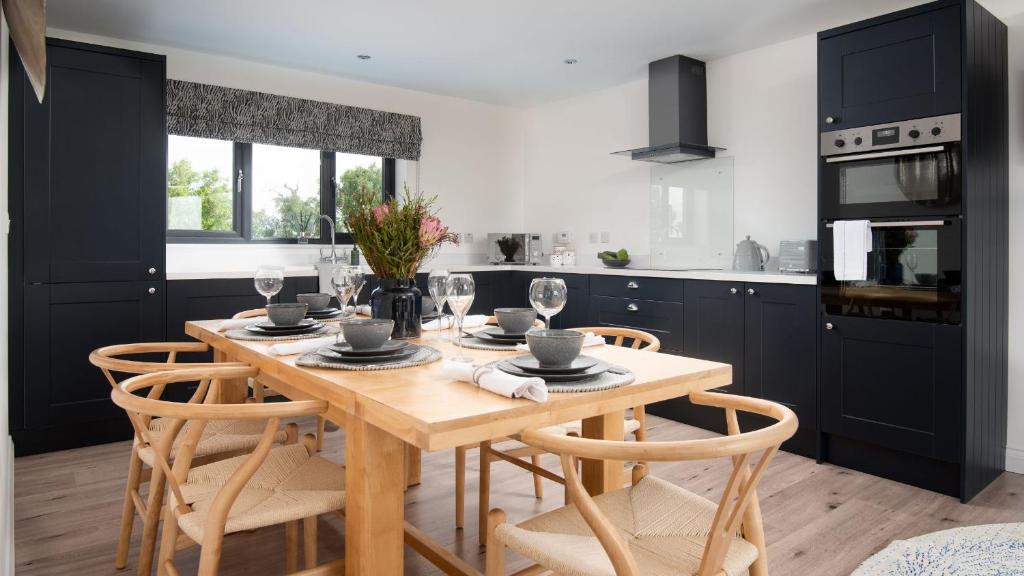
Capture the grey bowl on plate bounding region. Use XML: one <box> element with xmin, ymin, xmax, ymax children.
<box><xmin>266</xmin><ymin>303</ymin><xmax>308</xmax><ymax>326</ymax></box>
<box><xmin>341</xmin><ymin>318</ymin><xmax>394</xmax><ymax>350</ymax></box>
<box><xmin>493</xmin><ymin>308</ymin><xmax>537</xmax><ymax>334</ymax></box>
<box><xmin>526</xmin><ymin>329</ymin><xmax>585</xmax><ymax>368</ymax></box>
<box><xmin>297</xmin><ymin>292</ymin><xmax>332</xmax><ymax>311</ymax></box>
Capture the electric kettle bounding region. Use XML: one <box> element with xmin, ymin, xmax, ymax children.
<box><xmin>734</xmin><ymin>235</ymin><xmax>770</xmax><ymax>271</ymax></box>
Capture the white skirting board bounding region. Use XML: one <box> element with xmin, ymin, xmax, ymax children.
<box><xmin>1007</xmin><ymin>447</ymin><xmax>1024</xmax><ymax>475</ymax></box>
<box><xmin>0</xmin><ymin>435</ymin><xmax>12</xmax><ymax>576</ymax></box>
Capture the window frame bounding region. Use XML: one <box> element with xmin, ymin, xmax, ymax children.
<box><xmin>166</xmin><ymin>137</ymin><xmax>396</xmax><ymax>244</ymax></box>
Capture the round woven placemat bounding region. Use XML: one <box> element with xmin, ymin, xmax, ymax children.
<box><xmin>225</xmin><ymin>325</ymin><xmax>340</xmax><ymax>342</ymax></box>
<box><xmin>479</xmin><ymin>359</ymin><xmax>635</xmax><ymax>393</ymax></box>
<box><xmin>459</xmin><ymin>336</ymin><xmax>521</xmax><ymax>351</ymax></box>
<box><xmin>295</xmin><ymin>344</ymin><xmax>442</xmax><ymax>371</ymax></box>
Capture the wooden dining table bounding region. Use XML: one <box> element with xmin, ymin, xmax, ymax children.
<box><xmin>185</xmin><ymin>320</ymin><xmax>732</xmax><ymax>576</ymax></box>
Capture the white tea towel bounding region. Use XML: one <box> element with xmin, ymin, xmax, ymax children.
<box><xmin>441</xmin><ymin>360</ymin><xmax>548</xmax><ymax>403</ymax></box>
<box><xmin>215</xmin><ymin>317</ymin><xmax>265</xmax><ymax>332</ymax></box>
<box><xmin>515</xmin><ymin>331</ymin><xmax>606</xmax><ymax>352</ymax></box>
<box><xmin>423</xmin><ymin>314</ymin><xmax>488</xmax><ymax>331</ymax></box>
<box><xmin>344</xmin><ymin>304</ymin><xmax>373</xmax><ymax>316</ymax></box>
<box><xmin>267</xmin><ymin>336</ymin><xmax>339</xmax><ymax>356</ymax></box>
<box><xmin>833</xmin><ymin>220</ymin><xmax>872</xmax><ymax>281</ymax></box>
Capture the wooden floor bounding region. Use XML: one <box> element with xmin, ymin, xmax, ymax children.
<box><xmin>14</xmin><ymin>415</ymin><xmax>1024</xmax><ymax>575</ymax></box>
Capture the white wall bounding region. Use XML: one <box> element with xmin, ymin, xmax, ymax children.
<box><xmin>47</xmin><ymin>28</ymin><xmax>527</xmax><ymax>269</ymax></box>
<box><xmin>1003</xmin><ymin>10</ymin><xmax>1024</xmax><ymax>473</ymax></box>
<box><xmin>522</xmin><ymin>34</ymin><xmax>818</xmax><ymax>264</ymax></box>
<box><xmin>1</xmin><ymin>13</ymin><xmax>14</xmax><ymax>576</ymax></box>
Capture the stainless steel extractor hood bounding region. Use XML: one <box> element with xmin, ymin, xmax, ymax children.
<box><xmin>612</xmin><ymin>55</ymin><xmax>724</xmax><ymax>163</ymax></box>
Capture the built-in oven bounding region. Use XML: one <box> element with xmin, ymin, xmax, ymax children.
<box><xmin>820</xmin><ymin>217</ymin><xmax>961</xmax><ymax>325</ymax></box>
<box><xmin>820</xmin><ymin>114</ymin><xmax>961</xmax><ymax>219</ymax></box>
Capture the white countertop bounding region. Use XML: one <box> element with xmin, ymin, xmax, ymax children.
<box><xmin>167</xmin><ymin>263</ymin><xmax>816</xmax><ymax>285</ymax></box>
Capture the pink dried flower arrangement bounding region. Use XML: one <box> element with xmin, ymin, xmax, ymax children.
<box><xmin>346</xmin><ymin>184</ymin><xmax>459</xmax><ymax>279</ymax></box>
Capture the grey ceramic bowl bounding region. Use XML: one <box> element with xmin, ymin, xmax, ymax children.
<box><xmin>266</xmin><ymin>303</ymin><xmax>308</xmax><ymax>326</ymax></box>
<box><xmin>297</xmin><ymin>292</ymin><xmax>332</xmax><ymax>311</ymax></box>
<box><xmin>342</xmin><ymin>318</ymin><xmax>395</xmax><ymax>350</ymax></box>
<box><xmin>494</xmin><ymin>308</ymin><xmax>537</xmax><ymax>334</ymax></box>
<box><xmin>526</xmin><ymin>329</ymin><xmax>585</xmax><ymax>368</ymax></box>
<box><xmin>600</xmin><ymin>258</ymin><xmax>631</xmax><ymax>268</ymax></box>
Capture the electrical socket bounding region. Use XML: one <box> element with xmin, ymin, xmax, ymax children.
<box><xmin>589</xmin><ymin>232</ymin><xmax>599</xmax><ymax>243</ymax></box>
<box><xmin>463</xmin><ymin>232</ymin><xmax>474</xmax><ymax>244</ymax></box>
<box><xmin>600</xmin><ymin>231</ymin><xmax>610</xmax><ymax>243</ymax></box>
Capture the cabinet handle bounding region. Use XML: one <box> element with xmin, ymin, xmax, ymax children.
<box><xmin>626</xmin><ymin>303</ymin><xmax>639</xmax><ymax>312</ymax></box>
<box><xmin>825</xmin><ymin>322</ymin><xmax>834</xmax><ymax>330</ymax></box>
<box><xmin>729</xmin><ymin>287</ymin><xmax>738</xmax><ymax>295</ymax></box>
<box><xmin>626</xmin><ymin>281</ymin><xmax>639</xmax><ymax>289</ymax></box>
<box><xmin>148</xmin><ymin>287</ymin><xmax>157</xmax><ymax>295</ymax></box>
<box><xmin>747</xmin><ymin>288</ymin><xmax>756</xmax><ymax>296</ymax></box>
<box><xmin>825</xmin><ymin>116</ymin><xmax>837</xmax><ymax>124</ymax></box>
<box><xmin>148</xmin><ymin>267</ymin><xmax>157</xmax><ymax>275</ymax></box>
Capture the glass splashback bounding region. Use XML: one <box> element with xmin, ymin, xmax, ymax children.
<box><xmin>650</xmin><ymin>157</ymin><xmax>734</xmax><ymax>270</ymax></box>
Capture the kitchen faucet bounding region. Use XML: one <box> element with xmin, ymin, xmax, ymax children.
<box><xmin>318</xmin><ymin>214</ymin><xmax>338</xmax><ymax>263</ymax></box>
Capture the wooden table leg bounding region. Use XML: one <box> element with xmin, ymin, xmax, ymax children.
<box><xmin>405</xmin><ymin>444</ymin><xmax>422</xmax><ymax>488</ymax></box>
<box><xmin>580</xmin><ymin>410</ymin><xmax>625</xmax><ymax>496</ymax></box>
<box><xmin>346</xmin><ymin>417</ymin><xmax>406</xmax><ymax>576</ymax></box>
<box><xmin>213</xmin><ymin>349</ymin><xmax>248</xmax><ymax>404</ymax></box>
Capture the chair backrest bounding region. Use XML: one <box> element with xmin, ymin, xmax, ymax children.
<box><xmin>89</xmin><ymin>342</ymin><xmax>247</xmax><ymax>389</ymax></box>
<box><xmin>233</xmin><ymin>308</ymin><xmax>267</xmax><ymax>319</ymax></box>
<box><xmin>519</xmin><ymin>392</ymin><xmax>797</xmax><ymax>576</ymax></box>
<box><xmin>485</xmin><ymin>315</ymin><xmax>546</xmax><ymax>329</ymax></box>
<box><xmin>570</xmin><ymin>327</ymin><xmax>661</xmax><ymax>352</ymax></box>
<box><xmin>110</xmin><ymin>367</ymin><xmax>328</xmax><ymax>528</ymax></box>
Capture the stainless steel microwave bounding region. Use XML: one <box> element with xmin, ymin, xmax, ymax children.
<box><xmin>820</xmin><ymin>114</ymin><xmax>961</xmax><ymax>219</ymax></box>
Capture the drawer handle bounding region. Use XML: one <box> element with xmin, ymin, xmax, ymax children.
<box><xmin>825</xmin><ymin>322</ymin><xmax>834</xmax><ymax>331</ymax></box>
<box><xmin>148</xmin><ymin>267</ymin><xmax>157</xmax><ymax>275</ymax></box>
<box><xmin>729</xmin><ymin>287</ymin><xmax>738</xmax><ymax>295</ymax></box>
<box><xmin>626</xmin><ymin>281</ymin><xmax>639</xmax><ymax>289</ymax></box>
<box><xmin>747</xmin><ymin>288</ymin><xmax>756</xmax><ymax>296</ymax></box>
<box><xmin>626</xmin><ymin>303</ymin><xmax>639</xmax><ymax>312</ymax></box>
<box><xmin>148</xmin><ymin>287</ymin><xmax>157</xmax><ymax>295</ymax></box>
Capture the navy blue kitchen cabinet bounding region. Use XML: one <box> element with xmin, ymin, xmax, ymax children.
<box><xmin>587</xmin><ymin>275</ymin><xmax>685</xmax><ymax>353</ymax></box>
<box><xmin>9</xmin><ymin>39</ymin><xmax>167</xmax><ymax>456</ymax></box>
<box><xmin>649</xmin><ymin>280</ymin><xmax>818</xmax><ymax>457</ymax></box>
<box><xmin>818</xmin><ymin>2</ymin><xmax>961</xmax><ymax>131</ymax></box>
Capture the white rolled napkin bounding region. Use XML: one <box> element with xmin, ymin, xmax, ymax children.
<box><xmin>515</xmin><ymin>331</ymin><xmax>606</xmax><ymax>352</ymax></box>
<box><xmin>422</xmin><ymin>314</ymin><xmax>488</xmax><ymax>331</ymax></box>
<box><xmin>344</xmin><ymin>304</ymin><xmax>373</xmax><ymax>316</ymax></box>
<box><xmin>441</xmin><ymin>360</ymin><xmax>548</xmax><ymax>403</ymax></box>
<box><xmin>215</xmin><ymin>316</ymin><xmax>266</xmax><ymax>332</ymax></box>
<box><xmin>267</xmin><ymin>336</ymin><xmax>339</xmax><ymax>356</ymax></box>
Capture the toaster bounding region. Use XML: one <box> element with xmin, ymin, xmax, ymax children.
<box><xmin>778</xmin><ymin>240</ymin><xmax>817</xmax><ymax>274</ymax></box>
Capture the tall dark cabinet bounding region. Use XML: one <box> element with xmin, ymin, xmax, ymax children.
<box><xmin>9</xmin><ymin>39</ymin><xmax>167</xmax><ymax>455</ymax></box>
<box><xmin>817</xmin><ymin>0</ymin><xmax>1008</xmax><ymax>501</ymax></box>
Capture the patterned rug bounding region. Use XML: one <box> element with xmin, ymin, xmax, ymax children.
<box><xmin>852</xmin><ymin>523</ymin><xmax>1024</xmax><ymax>575</ymax></box>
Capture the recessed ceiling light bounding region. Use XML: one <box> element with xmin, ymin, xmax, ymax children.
<box><xmin>357</xmin><ymin>54</ymin><xmax>372</xmax><ymax>60</ymax></box>
<box><xmin>564</xmin><ymin>58</ymin><xmax>578</xmax><ymax>65</ymax></box>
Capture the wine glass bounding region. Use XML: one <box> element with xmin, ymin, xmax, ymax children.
<box><xmin>330</xmin><ymin>267</ymin><xmax>362</xmax><ymax>342</ymax></box>
<box><xmin>427</xmin><ymin>269</ymin><xmax>449</xmax><ymax>337</ymax></box>
<box><xmin>254</xmin><ymin>265</ymin><xmax>285</xmax><ymax>308</ymax></box>
<box><xmin>445</xmin><ymin>273</ymin><xmax>476</xmax><ymax>362</ymax></box>
<box><xmin>529</xmin><ymin>277</ymin><xmax>567</xmax><ymax>329</ymax></box>
<box><xmin>350</xmin><ymin>271</ymin><xmax>367</xmax><ymax>314</ymax></box>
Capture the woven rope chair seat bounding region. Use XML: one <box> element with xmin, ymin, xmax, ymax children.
<box><xmin>136</xmin><ymin>418</ymin><xmax>288</xmax><ymax>466</ymax></box>
<box><xmin>175</xmin><ymin>444</ymin><xmax>345</xmax><ymax>542</ymax></box>
<box><xmin>495</xmin><ymin>475</ymin><xmax>758</xmax><ymax>576</ymax></box>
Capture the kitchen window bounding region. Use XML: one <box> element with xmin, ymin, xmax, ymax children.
<box><xmin>167</xmin><ymin>137</ymin><xmax>396</xmax><ymax>243</ymax></box>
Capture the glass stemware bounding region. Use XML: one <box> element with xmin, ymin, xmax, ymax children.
<box><xmin>445</xmin><ymin>273</ymin><xmax>476</xmax><ymax>362</ymax></box>
<box><xmin>427</xmin><ymin>269</ymin><xmax>450</xmax><ymax>339</ymax></box>
<box><xmin>254</xmin><ymin>265</ymin><xmax>285</xmax><ymax>308</ymax></box>
<box><xmin>528</xmin><ymin>277</ymin><xmax>567</xmax><ymax>329</ymax></box>
<box><xmin>330</xmin><ymin>266</ymin><xmax>362</xmax><ymax>342</ymax></box>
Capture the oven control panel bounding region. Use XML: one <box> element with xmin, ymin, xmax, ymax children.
<box><xmin>820</xmin><ymin>113</ymin><xmax>961</xmax><ymax>157</ymax></box>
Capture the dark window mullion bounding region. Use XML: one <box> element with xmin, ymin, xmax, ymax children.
<box><xmin>239</xmin><ymin>143</ymin><xmax>253</xmax><ymax>241</ymax></box>
<box><xmin>383</xmin><ymin>158</ymin><xmax>397</xmax><ymax>200</ymax></box>
<box><xmin>320</xmin><ymin>150</ymin><xmax>335</xmax><ymax>243</ymax></box>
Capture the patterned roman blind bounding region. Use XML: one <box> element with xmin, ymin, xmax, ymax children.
<box><xmin>165</xmin><ymin>79</ymin><xmax>422</xmax><ymax>160</ymax></box>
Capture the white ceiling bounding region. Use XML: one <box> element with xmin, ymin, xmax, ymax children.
<box><xmin>45</xmin><ymin>0</ymin><xmax>1021</xmax><ymax>107</ymax></box>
